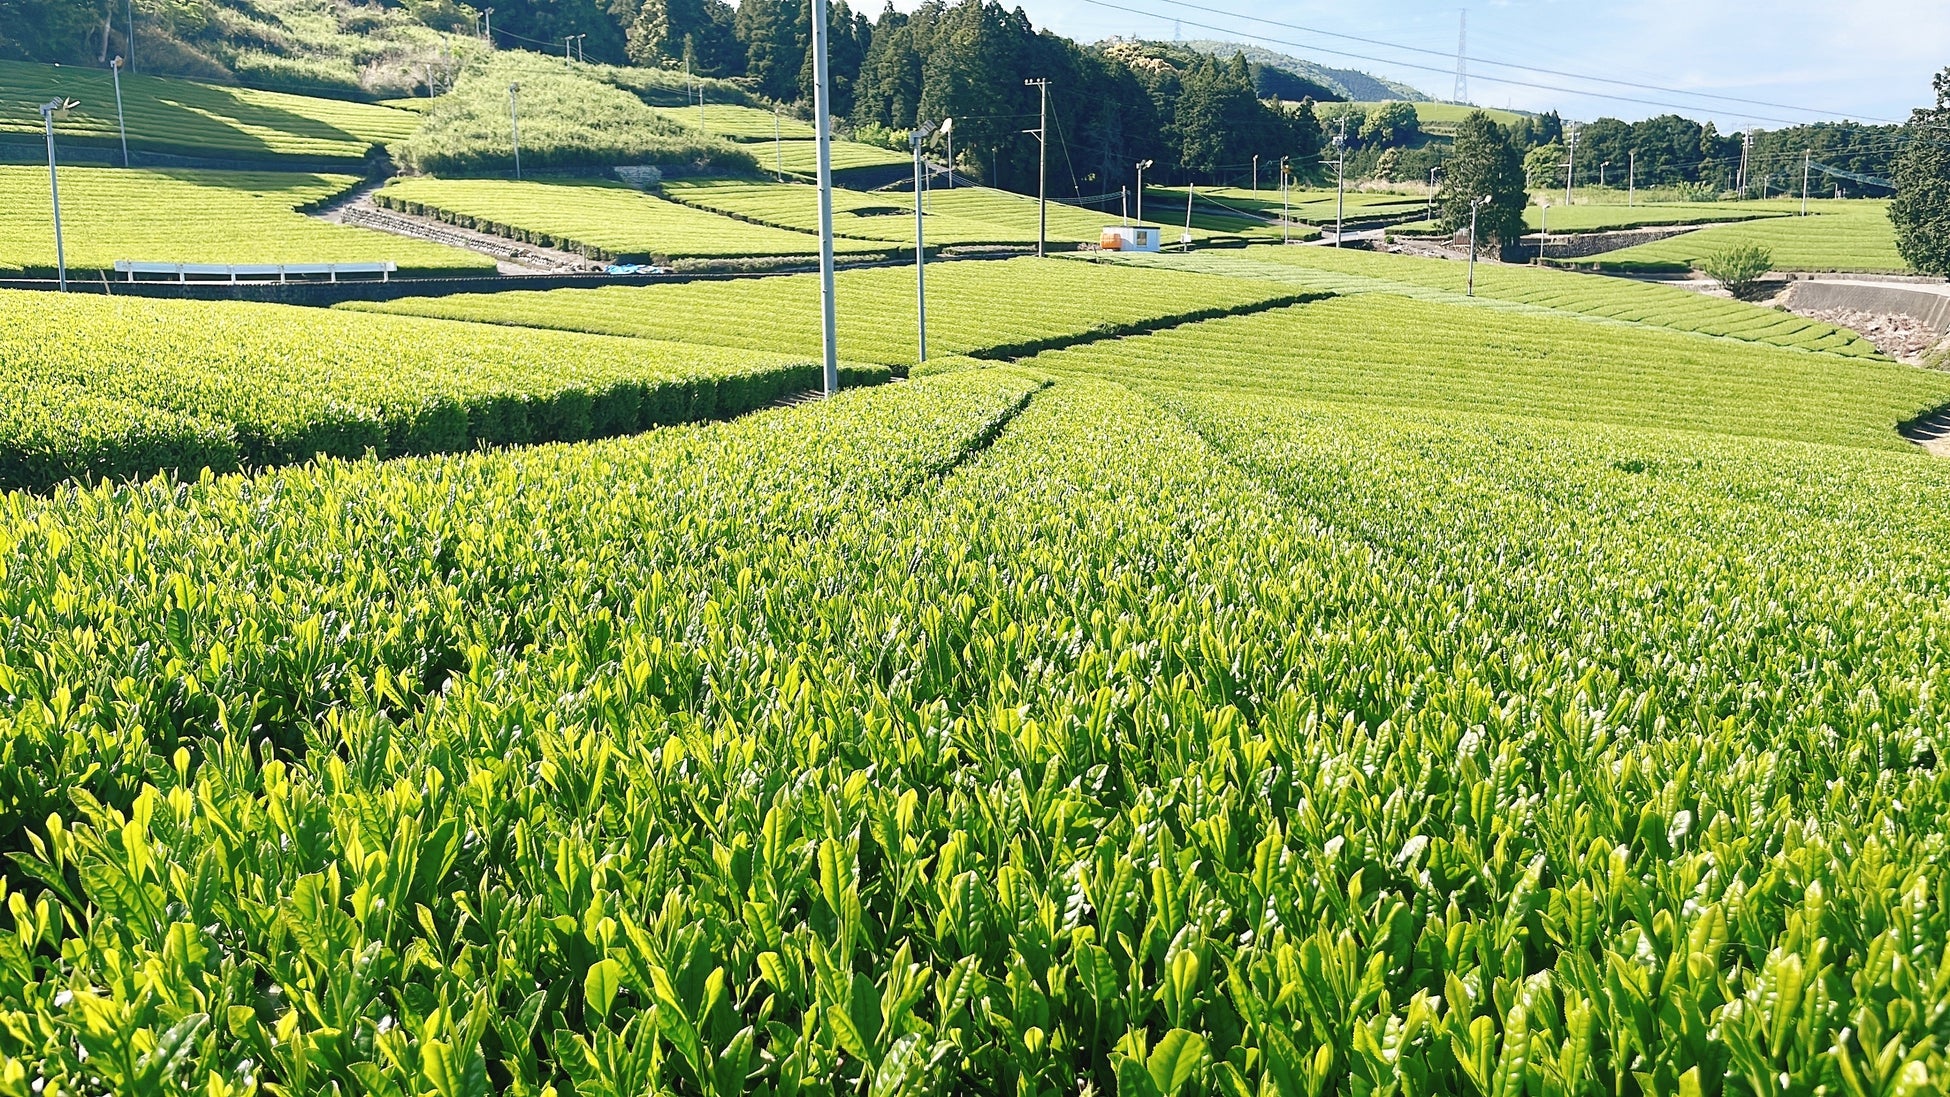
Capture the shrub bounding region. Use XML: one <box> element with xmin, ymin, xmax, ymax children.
<box><xmin>1698</xmin><ymin>243</ymin><xmax>1773</xmax><ymax>299</ymax></box>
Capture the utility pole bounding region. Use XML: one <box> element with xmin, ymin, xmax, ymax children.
<box><xmin>912</xmin><ymin>121</ymin><xmax>937</xmax><ymax>365</ymax></box>
<box><xmin>39</xmin><ymin>99</ymin><xmax>75</xmax><ymax>292</ymax></box>
<box><xmin>125</xmin><ymin>0</ymin><xmax>135</xmax><ymax>70</ymax></box>
<box><xmin>1802</xmin><ymin>149</ymin><xmax>1811</xmax><ymax>215</ymax></box>
<box><xmin>1121</xmin><ymin>186</ymin><xmax>1128</xmax><ymax>226</ymax></box>
<box><xmin>1467</xmin><ymin>194</ymin><xmax>1488</xmax><ymax>296</ymax></box>
<box><xmin>1333</xmin><ymin>115</ymin><xmax>1347</xmax><ymax>247</ymax></box>
<box><xmin>1628</xmin><ymin>149</ymin><xmax>1635</xmax><ymax>207</ymax></box>
<box><xmin>1282</xmin><ymin>155</ymin><xmax>1290</xmax><ymax>244</ymax></box>
<box><xmin>110</xmin><ymin>56</ymin><xmax>129</xmax><ymax>167</ymax></box>
<box><xmin>483</xmin><ymin>7</ymin><xmax>493</xmax><ymax>43</ymax></box>
<box><xmin>1252</xmin><ymin>153</ymin><xmax>1258</xmax><ymax>194</ymax></box>
<box><xmin>1025</xmin><ymin>78</ymin><xmax>1049</xmax><ymax>258</ymax></box>
<box><xmin>1537</xmin><ymin>196</ymin><xmax>1548</xmax><ymax>264</ymax></box>
<box><xmin>509</xmin><ymin>82</ymin><xmax>521</xmax><ymax>180</ymax></box>
<box><xmin>1564</xmin><ymin>123</ymin><xmax>1576</xmax><ymax>204</ymax></box>
<box><xmin>565</xmin><ymin>35</ymin><xmax>573</xmax><ymax>64</ymax></box>
<box><xmin>1738</xmin><ymin>130</ymin><xmax>1751</xmax><ymax>198</ymax></box>
<box><xmin>1135</xmin><ymin>158</ymin><xmax>1151</xmax><ymax>224</ymax></box>
<box><xmin>1600</xmin><ymin>160</ymin><xmax>1609</xmax><ymax>188</ymax></box>
<box><xmin>811</xmin><ymin>0</ymin><xmax>840</xmax><ymax>394</ymax></box>
<box><xmin>944</xmin><ymin>117</ymin><xmax>954</xmax><ymax>189</ymax></box>
<box><xmin>773</xmin><ymin>105</ymin><xmax>783</xmax><ymax>180</ymax></box>
<box><xmin>1182</xmin><ymin>184</ymin><xmax>1194</xmax><ymax>251</ymax></box>
<box><xmin>1428</xmin><ymin>164</ymin><xmax>1441</xmax><ymax>220</ymax></box>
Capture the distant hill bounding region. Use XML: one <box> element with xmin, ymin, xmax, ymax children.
<box><xmin>1179</xmin><ymin>40</ymin><xmax>1428</xmax><ymax>102</ymax></box>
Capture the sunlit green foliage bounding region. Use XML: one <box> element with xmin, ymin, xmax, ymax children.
<box><xmin>0</xmin><ymin>58</ymin><xmax>419</xmax><ymax>162</ymax></box>
<box><xmin>0</xmin><ymin>167</ymin><xmax>492</xmax><ymax>278</ymax></box>
<box><xmin>1572</xmin><ymin>200</ymin><xmax>1907</xmax><ymax>273</ymax></box>
<box><xmin>1130</xmin><ymin>247</ymin><xmax>1882</xmax><ymax>357</ymax></box>
<box><xmin>373</xmin><ymin>177</ymin><xmax>885</xmax><ymax>261</ymax></box>
<box><xmin>0</xmin><ymin>290</ymin><xmax>880</xmax><ymax>489</ymax></box>
<box><xmin>343</xmin><ymin>257</ymin><xmax>1312</xmax><ymax>364</ymax></box>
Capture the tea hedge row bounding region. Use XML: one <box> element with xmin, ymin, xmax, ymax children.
<box><xmin>5</xmin><ymin>364</ymin><xmax>1950</xmax><ymax>1093</ymax></box>
<box><xmin>0</xmin><ymin>290</ymin><xmax>882</xmax><ymax>490</ymax></box>
<box><xmin>1031</xmin><ymin>293</ymin><xmax>1947</xmax><ymax>448</ymax></box>
<box><xmin>345</xmin><ymin>256</ymin><xmax>1315</xmax><ymax>365</ymax></box>
<box><xmin>0</xmin><ymin>167</ymin><xmax>492</xmax><ymax>279</ymax></box>
<box><xmin>0</xmin><ymin>58</ymin><xmax>417</xmax><ymax>163</ymax></box>
<box><xmin>1568</xmin><ymin>199</ymin><xmax>1907</xmax><ymax>274</ymax></box>
<box><xmin>1137</xmin><ymin>248</ymin><xmax>1884</xmax><ymax>358</ymax></box>
<box><xmin>372</xmin><ymin>177</ymin><xmax>887</xmax><ymax>262</ymax></box>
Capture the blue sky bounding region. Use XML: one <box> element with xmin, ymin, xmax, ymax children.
<box><xmin>928</xmin><ymin>0</ymin><xmax>1949</xmax><ymax>129</ymax></box>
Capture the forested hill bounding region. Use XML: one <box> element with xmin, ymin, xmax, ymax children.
<box><xmin>1178</xmin><ymin>40</ymin><xmax>1428</xmax><ymax>102</ymax></box>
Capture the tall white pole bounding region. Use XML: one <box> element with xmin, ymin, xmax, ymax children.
<box><xmin>1135</xmin><ymin>160</ymin><xmax>1146</xmax><ymax>224</ymax></box>
<box><xmin>1467</xmin><ymin>199</ymin><xmax>1480</xmax><ymax>296</ymax></box>
<box><xmin>812</xmin><ymin>0</ymin><xmax>840</xmax><ymax>395</ymax></box>
<box><xmin>1026</xmin><ymin>78</ymin><xmax>1048</xmax><ymax>258</ymax></box>
<box><xmin>509</xmin><ymin>83</ymin><xmax>521</xmax><ymax>180</ymax></box>
<box><xmin>1565</xmin><ymin>124</ymin><xmax>1575</xmax><ymax>204</ymax></box>
<box><xmin>1182</xmin><ymin>184</ymin><xmax>1193</xmax><ymax>251</ymax></box>
<box><xmin>1334</xmin><ymin>116</ymin><xmax>1346</xmax><ymax>247</ymax></box>
<box><xmin>111</xmin><ymin>56</ymin><xmax>128</xmax><ymax>167</ymax></box>
<box><xmin>913</xmin><ymin>128</ymin><xmax>927</xmax><ymax>364</ymax></box>
<box><xmin>1252</xmin><ymin>153</ymin><xmax>1258</xmax><ymax>194</ymax></box>
<box><xmin>1282</xmin><ymin>155</ymin><xmax>1290</xmax><ymax>244</ymax></box>
<box><xmin>41</xmin><ymin>103</ymin><xmax>68</xmax><ymax>292</ymax></box>
<box><xmin>774</xmin><ymin>106</ymin><xmax>783</xmax><ymax>180</ymax></box>
<box><xmin>125</xmin><ymin>0</ymin><xmax>135</xmax><ymax>70</ymax></box>
<box><xmin>1802</xmin><ymin>149</ymin><xmax>1811</xmax><ymax>216</ymax></box>
<box><xmin>1628</xmin><ymin>149</ymin><xmax>1635</xmax><ymax>208</ymax></box>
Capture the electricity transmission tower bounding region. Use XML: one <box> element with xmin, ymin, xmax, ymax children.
<box><xmin>1453</xmin><ymin>10</ymin><xmax>1467</xmax><ymax>103</ymax></box>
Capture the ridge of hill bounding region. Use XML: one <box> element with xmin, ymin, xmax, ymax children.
<box><xmin>1178</xmin><ymin>39</ymin><xmax>1429</xmax><ymax>101</ymax></box>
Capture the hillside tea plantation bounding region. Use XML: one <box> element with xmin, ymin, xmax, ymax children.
<box><xmin>0</xmin><ymin>291</ymin><xmax>883</xmax><ymax>490</ymax></box>
<box><xmin>0</xmin><ymin>59</ymin><xmax>419</xmax><ymax>163</ymax></box>
<box><xmin>1573</xmin><ymin>200</ymin><xmax>1908</xmax><ymax>274</ymax></box>
<box><xmin>1141</xmin><ymin>249</ymin><xmax>1884</xmax><ymax>357</ymax></box>
<box><xmin>373</xmin><ymin>178</ymin><xmax>886</xmax><ymax>261</ymax></box>
<box><xmin>0</xmin><ymin>168</ymin><xmax>492</xmax><ymax>279</ymax></box>
<box><xmin>344</xmin><ymin>257</ymin><xmax>1315</xmax><ymax>364</ymax></box>
<box><xmin>5</xmin><ymin>334</ymin><xmax>1950</xmax><ymax>1094</ymax></box>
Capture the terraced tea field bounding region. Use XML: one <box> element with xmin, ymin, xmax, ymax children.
<box><xmin>647</xmin><ymin>102</ymin><xmax>818</xmax><ymax>140</ymax></box>
<box><xmin>0</xmin><ymin>166</ymin><xmax>492</xmax><ymax>278</ymax></box>
<box><xmin>1572</xmin><ymin>199</ymin><xmax>1908</xmax><ymax>273</ymax></box>
<box><xmin>0</xmin><ymin>58</ymin><xmax>419</xmax><ymax>162</ymax></box>
<box><xmin>374</xmin><ymin>177</ymin><xmax>886</xmax><ymax>261</ymax></box>
<box><xmin>0</xmin><ymin>289</ymin><xmax>880</xmax><ymax>489</ymax></box>
<box><xmin>345</xmin><ymin>256</ymin><xmax>1312</xmax><ymax>363</ymax></box>
<box><xmin>665</xmin><ymin>179</ymin><xmax>1265</xmax><ymax>247</ymax></box>
<box><xmin>1139</xmin><ymin>247</ymin><xmax>1884</xmax><ymax>357</ymax></box>
<box><xmin>1029</xmin><ymin>292</ymin><xmax>1946</xmax><ymax>447</ymax></box>
<box><xmin>6</xmin><ymin>327</ymin><xmax>1950</xmax><ymax>1093</ymax></box>
<box><xmin>1392</xmin><ymin>200</ymin><xmax>1790</xmax><ymax>236</ymax></box>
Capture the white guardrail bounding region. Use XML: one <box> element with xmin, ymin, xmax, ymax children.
<box><xmin>113</xmin><ymin>260</ymin><xmax>397</xmax><ymax>284</ymax></box>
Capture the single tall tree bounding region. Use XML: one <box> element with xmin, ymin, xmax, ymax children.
<box><xmin>1892</xmin><ymin>68</ymin><xmax>1950</xmax><ymax>276</ymax></box>
<box><xmin>1437</xmin><ymin>111</ymin><xmax>1527</xmax><ymax>257</ymax></box>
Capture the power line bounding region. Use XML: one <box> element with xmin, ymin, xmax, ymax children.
<box><xmin>1078</xmin><ymin>0</ymin><xmax>1899</xmax><ymax>126</ymax></box>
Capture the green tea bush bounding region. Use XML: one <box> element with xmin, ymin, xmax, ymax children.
<box><xmin>1697</xmin><ymin>243</ymin><xmax>1775</xmax><ymax>300</ymax></box>
<box><xmin>0</xmin><ymin>290</ymin><xmax>886</xmax><ymax>489</ymax></box>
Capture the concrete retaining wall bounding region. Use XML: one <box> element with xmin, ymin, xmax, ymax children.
<box><xmin>1784</xmin><ymin>281</ymin><xmax>1950</xmax><ymax>333</ymax></box>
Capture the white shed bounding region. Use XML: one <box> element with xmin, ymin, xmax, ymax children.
<box><xmin>1099</xmin><ymin>225</ymin><xmax>1162</xmax><ymax>252</ymax></box>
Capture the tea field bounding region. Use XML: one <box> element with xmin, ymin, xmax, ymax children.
<box><xmin>5</xmin><ymin>313</ymin><xmax>1950</xmax><ymax>1094</ymax></box>
<box><xmin>344</xmin><ymin>257</ymin><xmax>1313</xmax><ymax>364</ymax></box>
<box><xmin>0</xmin><ymin>167</ymin><xmax>492</xmax><ymax>279</ymax></box>
<box><xmin>0</xmin><ymin>289</ymin><xmax>888</xmax><ymax>490</ymax></box>
<box><xmin>1566</xmin><ymin>199</ymin><xmax>1909</xmax><ymax>273</ymax></box>
<box><xmin>5</xmin><ymin>148</ymin><xmax>1950</xmax><ymax>1097</ymax></box>
<box><xmin>1137</xmin><ymin>248</ymin><xmax>1884</xmax><ymax>357</ymax></box>
<box><xmin>373</xmin><ymin>177</ymin><xmax>887</xmax><ymax>262</ymax></box>
<box><xmin>0</xmin><ymin>59</ymin><xmax>419</xmax><ymax>163</ymax></box>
